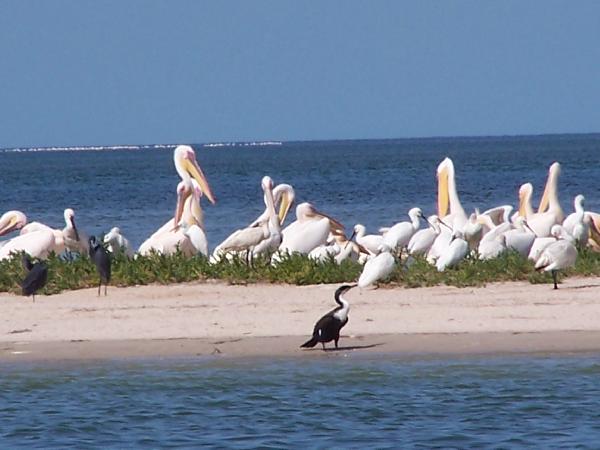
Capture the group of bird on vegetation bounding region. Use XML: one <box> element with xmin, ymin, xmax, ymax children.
<box><xmin>1</xmin><ymin>146</ymin><xmax>599</xmax><ymax>305</ymax></box>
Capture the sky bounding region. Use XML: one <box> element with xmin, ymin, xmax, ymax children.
<box><xmin>0</xmin><ymin>1</ymin><xmax>599</xmax><ymax>148</ymax></box>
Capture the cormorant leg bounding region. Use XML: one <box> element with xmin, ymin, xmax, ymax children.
<box><xmin>552</xmin><ymin>271</ymin><xmax>558</xmax><ymax>290</ymax></box>
<box><xmin>98</xmin><ymin>283</ymin><xmax>101</xmax><ymax>297</ymax></box>
<box><xmin>104</xmin><ymin>284</ymin><xmax>108</xmax><ymax>296</ymax></box>
<box><xmin>321</xmin><ymin>342</ymin><xmax>326</xmax><ymax>350</ymax></box>
<box><xmin>32</xmin><ymin>294</ymin><xmax>35</xmax><ymax>303</ymax></box>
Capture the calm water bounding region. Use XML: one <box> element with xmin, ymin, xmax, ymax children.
<box><xmin>2</xmin><ymin>353</ymin><xmax>600</xmax><ymax>448</ymax></box>
<box><xmin>1</xmin><ymin>134</ymin><xmax>600</xmax><ymax>250</ymax></box>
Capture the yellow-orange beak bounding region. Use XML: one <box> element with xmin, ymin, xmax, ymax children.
<box><xmin>437</xmin><ymin>166</ymin><xmax>449</xmax><ymax>218</ymax></box>
<box><xmin>278</xmin><ymin>191</ymin><xmax>293</xmax><ymax>225</ymax></box>
<box><xmin>183</xmin><ymin>157</ymin><xmax>216</xmax><ymax>205</ymax></box>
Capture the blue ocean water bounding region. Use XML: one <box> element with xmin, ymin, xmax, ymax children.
<box><xmin>2</xmin><ymin>353</ymin><xmax>600</xmax><ymax>448</ymax></box>
<box><xmin>1</xmin><ymin>134</ymin><xmax>599</xmax><ymax>250</ymax></box>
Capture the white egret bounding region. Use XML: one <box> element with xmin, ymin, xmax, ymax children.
<box><xmin>562</xmin><ymin>195</ymin><xmax>589</xmax><ymax>246</ymax></box>
<box><xmin>407</xmin><ymin>215</ymin><xmax>448</xmax><ymax>256</ymax></box>
<box><xmin>381</xmin><ymin>207</ymin><xmax>424</xmax><ymax>252</ymax></box>
<box><xmin>352</xmin><ymin>224</ymin><xmax>384</xmax><ymax>255</ymax></box>
<box><xmin>535</xmin><ymin>224</ymin><xmax>577</xmax><ymax>289</ymax></box>
<box><xmin>103</xmin><ymin>227</ymin><xmax>134</xmax><ymax>257</ymax></box>
<box><xmin>503</xmin><ymin>217</ymin><xmax>536</xmax><ymax>258</ymax></box>
<box><xmin>357</xmin><ymin>244</ymin><xmax>395</xmax><ymax>288</ymax></box>
<box><xmin>436</xmin><ymin>230</ymin><xmax>469</xmax><ymax>272</ymax></box>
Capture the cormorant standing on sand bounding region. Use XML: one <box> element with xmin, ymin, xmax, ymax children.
<box><xmin>89</xmin><ymin>236</ymin><xmax>111</xmax><ymax>296</ymax></box>
<box><xmin>301</xmin><ymin>284</ymin><xmax>354</xmax><ymax>350</ymax></box>
<box><xmin>20</xmin><ymin>253</ymin><xmax>48</xmax><ymax>302</ymax></box>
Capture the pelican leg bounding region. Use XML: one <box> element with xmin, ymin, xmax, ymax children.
<box><xmin>552</xmin><ymin>270</ymin><xmax>558</xmax><ymax>290</ymax></box>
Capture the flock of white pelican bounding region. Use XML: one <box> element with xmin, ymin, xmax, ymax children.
<box><xmin>1</xmin><ymin>145</ymin><xmax>599</xmax><ymax>290</ymax></box>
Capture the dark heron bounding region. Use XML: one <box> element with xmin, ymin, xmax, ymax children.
<box><xmin>300</xmin><ymin>284</ymin><xmax>355</xmax><ymax>350</ymax></box>
<box><xmin>20</xmin><ymin>254</ymin><xmax>48</xmax><ymax>302</ymax></box>
<box><xmin>89</xmin><ymin>236</ymin><xmax>111</xmax><ymax>296</ymax></box>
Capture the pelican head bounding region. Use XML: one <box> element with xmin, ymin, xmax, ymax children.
<box><xmin>538</xmin><ymin>162</ymin><xmax>561</xmax><ymax>213</ymax></box>
<box><xmin>518</xmin><ymin>183</ymin><xmax>533</xmax><ymax>217</ymax></box>
<box><xmin>64</xmin><ymin>208</ymin><xmax>79</xmax><ymax>242</ymax></box>
<box><xmin>436</xmin><ymin>157</ymin><xmax>454</xmax><ymax>218</ymax></box>
<box><xmin>0</xmin><ymin>210</ymin><xmax>27</xmax><ymax>236</ymax></box>
<box><xmin>173</xmin><ymin>145</ymin><xmax>216</xmax><ymax>225</ymax></box>
<box><xmin>273</xmin><ymin>184</ymin><xmax>295</xmax><ymax>225</ymax></box>
<box><xmin>261</xmin><ymin>176</ymin><xmax>274</xmax><ymax>192</ymax></box>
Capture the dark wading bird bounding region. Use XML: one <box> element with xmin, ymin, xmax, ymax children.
<box><xmin>20</xmin><ymin>254</ymin><xmax>48</xmax><ymax>302</ymax></box>
<box><xmin>89</xmin><ymin>236</ymin><xmax>111</xmax><ymax>296</ymax></box>
<box><xmin>301</xmin><ymin>284</ymin><xmax>355</xmax><ymax>350</ymax></box>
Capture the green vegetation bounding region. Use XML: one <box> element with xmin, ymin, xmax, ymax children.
<box><xmin>2</xmin><ymin>249</ymin><xmax>600</xmax><ymax>295</ymax></box>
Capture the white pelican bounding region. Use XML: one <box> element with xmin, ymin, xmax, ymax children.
<box><xmin>212</xmin><ymin>176</ymin><xmax>279</xmax><ymax>262</ymax></box>
<box><xmin>515</xmin><ymin>183</ymin><xmax>535</xmax><ymax>220</ymax></box>
<box><xmin>357</xmin><ymin>244</ymin><xmax>395</xmax><ymax>288</ymax></box>
<box><xmin>251</xmin><ymin>183</ymin><xmax>294</xmax><ymax>257</ymax></box>
<box><xmin>562</xmin><ymin>195</ymin><xmax>589</xmax><ymax>246</ymax></box>
<box><xmin>526</xmin><ymin>162</ymin><xmax>564</xmax><ymax>237</ymax></box>
<box><xmin>138</xmin><ymin>180</ymin><xmax>208</xmax><ymax>256</ymax></box>
<box><xmin>381</xmin><ymin>207</ymin><xmax>424</xmax><ymax>252</ymax></box>
<box><xmin>407</xmin><ymin>215</ymin><xmax>446</xmax><ymax>256</ymax></box>
<box><xmin>436</xmin><ymin>230</ymin><xmax>468</xmax><ymax>272</ymax></box>
<box><xmin>535</xmin><ymin>224</ymin><xmax>577</xmax><ymax>289</ymax></box>
<box><xmin>172</xmin><ymin>145</ymin><xmax>216</xmax><ymax>227</ymax></box>
<box><xmin>249</xmin><ymin>183</ymin><xmax>295</xmax><ymax>228</ymax></box>
<box><xmin>586</xmin><ymin>212</ymin><xmax>600</xmax><ymax>252</ymax></box>
<box><xmin>138</xmin><ymin>145</ymin><xmax>215</xmax><ymax>256</ymax></box>
<box><xmin>0</xmin><ymin>211</ymin><xmax>27</xmax><ymax>238</ymax></box>
<box><xmin>437</xmin><ymin>157</ymin><xmax>467</xmax><ymax>231</ymax></box>
<box><xmin>104</xmin><ymin>227</ymin><xmax>134</xmax><ymax>257</ymax></box>
<box><xmin>503</xmin><ymin>217</ymin><xmax>536</xmax><ymax>258</ymax></box>
<box><xmin>352</xmin><ymin>224</ymin><xmax>383</xmax><ymax>255</ymax></box>
<box><xmin>274</xmin><ymin>202</ymin><xmax>344</xmax><ymax>258</ymax></box>
<box><xmin>0</xmin><ymin>228</ymin><xmax>65</xmax><ymax>260</ymax></box>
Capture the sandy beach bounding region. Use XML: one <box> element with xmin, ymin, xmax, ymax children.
<box><xmin>2</xmin><ymin>277</ymin><xmax>600</xmax><ymax>361</ymax></box>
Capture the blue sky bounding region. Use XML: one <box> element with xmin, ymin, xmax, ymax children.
<box><xmin>1</xmin><ymin>1</ymin><xmax>599</xmax><ymax>147</ymax></box>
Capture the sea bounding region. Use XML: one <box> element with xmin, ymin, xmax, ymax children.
<box><xmin>2</xmin><ymin>133</ymin><xmax>600</xmax><ymax>447</ymax></box>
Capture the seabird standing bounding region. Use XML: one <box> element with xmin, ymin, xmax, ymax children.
<box><xmin>20</xmin><ymin>254</ymin><xmax>48</xmax><ymax>302</ymax></box>
<box><xmin>301</xmin><ymin>284</ymin><xmax>354</xmax><ymax>350</ymax></box>
<box><xmin>89</xmin><ymin>236</ymin><xmax>111</xmax><ymax>296</ymax></box>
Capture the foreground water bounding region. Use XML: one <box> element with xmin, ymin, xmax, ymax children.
<box><xmin>2</xmin><ymin>353</ymin><xmax>600</xmax><ymax>447</ymax></box>
<box><xmin>1</xmin><ymin>134</ymin><xmax>599</xmax><ymax>250</ymax></box>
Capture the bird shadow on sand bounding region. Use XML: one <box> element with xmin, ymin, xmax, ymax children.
<box><xmin>318</xmin><ymin>343</ymin><xmax>384</xmax><ymax>352</ymax></box>
<box><xmin>569</xmin><ymin>283</ymin><xmax>600</xmax><ymax>290</ymax></box>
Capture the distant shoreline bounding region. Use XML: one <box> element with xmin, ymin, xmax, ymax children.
<box><xmin>2</xmin><ymin>131</ymin><xmax>599</xmax><ymax>153</ymax></box>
